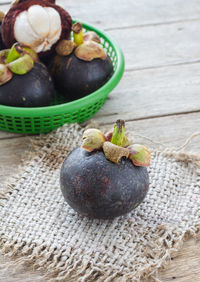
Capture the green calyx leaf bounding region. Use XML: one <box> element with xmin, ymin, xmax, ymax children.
<box><xmin>103</xmin><ymin>141</ymin><xmax>129</xmax><ymax>164</ymax></box>
<box><xmin>0</xmin><ymin>50</ymin><xmax>9</xmax><ymax>64</ymax></box>
<box><xmin>81</xmin><ymin>128</ymin><xmax>106</xmax><ymax>152</ymax></box>
<box><xmin>0</xmin><ymin>44</ymin><xmax>36</xmax><ymax>83</ymax></box>
<box><xmin>128</xmin><ymin>144</ymin><xmax>151</xmax><ymax>167</ymax></box>
<box><xmin>7</xmin><ymin>54</ymin><xmax>34</xmax><ymax>75</ymax></box>
<box><xmin>5</xmin><ymin>43</ymin><xmax>23</xmax><ymax>64</ymax></box>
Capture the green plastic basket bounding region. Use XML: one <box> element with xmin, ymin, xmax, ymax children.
<box><xmin>0</xmin><ymin>20</ymin><xmax>124</xmax><ymax>134</ymax></box>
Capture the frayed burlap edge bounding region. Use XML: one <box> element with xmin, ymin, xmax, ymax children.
<box><xmin>0</xmin><ymin>126</ymin><xmax>200</xmax><ymax>282</ymax></box>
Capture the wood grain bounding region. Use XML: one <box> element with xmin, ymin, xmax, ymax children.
<box><xmin>60</xmin><ymin>0</ymin><xmax>200</xmax><ymax>29</ymax></box>
<box><xmin>108</xmin><ymin>20</ymin><xmax>200</xmax><ymax>70</ymax></box>
<box><xmin>0</xmin><ymin>131</ymin><xmax>25</xmax><ymax>140</ymax></box>
<box><xmin>159</xmin><ymin>238</ymin><xmax>200</xmax><ymax>282</ymax></box>
<box><xmin>2</xmin><ymin>0</ymin><xmax>200</xmax><ymax>29</ymax></box>
<box><xmin>0</xmin><ymin>255</ymin><xmax>44</xmax><ymax>282</ymax></box>
<box><xmin>94</xmin><ymin>63</ymin><xmax>200</xmax><ymax>123</ymax></box>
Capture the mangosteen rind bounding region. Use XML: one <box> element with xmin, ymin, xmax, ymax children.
<box><xmin>60</xmin><ymin>147</ymin><xmax>149</xmax><ymax>219</ymax></box>
<box><xmin>0</xmin><ymin>62</ymin><xmax>54</xmax><ymax>107</ymax></box>
<box><xmin>50</xmin><ymin>53</ymin><xmax>113</xmax><ymax>100</ymax></box>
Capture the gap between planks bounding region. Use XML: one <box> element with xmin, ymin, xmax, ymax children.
<box><xmin>98</xmin><ymin>109</ymin><xmax>200</xmax><ymax>125</ymax></box>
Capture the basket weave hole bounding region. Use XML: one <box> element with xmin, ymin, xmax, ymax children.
<box><xmin>100</xmin><ymin>38</ymin><xmax>105</xmax><ymax>45</ymax></box>
<box><xmin>71</xmin><ymin>113</ymin><xmax>79</xmax><ymax>122</ymax></box>
<box><xmin>104</xmin><ymin>42</ymin><xmax>109</xmax><ymax>50</ymax></box>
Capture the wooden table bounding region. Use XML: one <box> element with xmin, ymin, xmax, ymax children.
<box><xmin>1</xmin><ymin>0</ymin><xmax>200</xmax><ymax>281</ymax></box>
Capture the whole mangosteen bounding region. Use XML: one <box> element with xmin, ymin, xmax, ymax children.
<box><xmin>50</xmin><ymin>22</ymin><xmax>114</xmax><ymax>101</ymax></box>
<box><xmin>1</xmin><ymin>0</ymin><xmax>72</xmax><ymax>57</ymax></box>
<box><xmin>60</xmin><ymin>120</ymin><xmax>151</xmax><ymax>219</ymax></box>
<box><xmin>0</xmin><ymin>43</ymin><xmax>54</xmax><ymax>107</ymax></box>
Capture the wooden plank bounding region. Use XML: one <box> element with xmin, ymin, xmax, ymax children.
<box><xmin>94</xmin><ymin>63</ymin><xmax>200</xmax><ymax>124</ymax></box>
<box><xmin>2</xmin><ymin>1</ymin><xmax>200</xmax><ymax>31</ymax></box>
<box><xmin>0</xmin><ymin>131</ymin><xmax>25</xmax><ymax>139</ymax></box>
<box><xmin>159</xmin><ymin>238</ymin><xmax>200</xmax><ymax>281</ymax></box>
<box><xmin>60</xmin><ymin>0</ymin><xmax>200</xmax><ymax>29</ymax></box>
<box><xmin>0</xmin><ymin>254</ymin><xmax>45</xmax><ymax>281</ymax></box>
<box><xmin>108</xmin><ymin>20</ymin><xmax>200</xmax><ymax>70</ymax></box>
<box><xmin>3</xmin><ymin>0</ymin><xmax>195</xmax><ymax>29</ymax></box>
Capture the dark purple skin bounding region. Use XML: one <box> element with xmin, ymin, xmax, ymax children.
<box><xmin>60</xmin><ymin>147</ymin><xmax>149</xmax><ymax>219</ymax></box>
<box><xmin>0</xmin><ymin>62</ymin><xmax>54</xmax><ymax>107</ymax></box>
<box><xmin>50</xmin><ymin>53</ymin><xmax>113</xmax><ymax>101</ymax></box>
<box><xmin>0</xmin><ymin>25</ymin><xmax>6</xmax><ymax>50</ymax></box>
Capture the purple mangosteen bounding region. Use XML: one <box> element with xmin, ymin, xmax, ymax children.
<box><xmin>60</xmin><ymin>120</ymin><xmax>151</xmax><ymax>219</ymax></box>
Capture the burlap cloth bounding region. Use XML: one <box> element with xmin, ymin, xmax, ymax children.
<box><xmin>0</xmin><ymin>123</ymin><xmax>200</xmax><ymax>282</ymax></box>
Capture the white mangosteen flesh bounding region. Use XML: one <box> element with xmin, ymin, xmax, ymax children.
<box><xmin>14</xmin><ymin>5</ymin><xmax>62</xmax><ymax>53</ymax></box>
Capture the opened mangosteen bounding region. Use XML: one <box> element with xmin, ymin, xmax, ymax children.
<box><xmin>0</xmin><ymin>43</ymin><xmax>54</xmax><ymax>107</ymax></box>
<box><xmin>60</xmin><ymin>120</ymin><xmax>151</xmax><ymax>219</ymax></box>
<box><xmin>50</xmin><ymin>22</ymin><xmax>114</xmax><ymax>101</ymax></box>
<box><xmin>1</xmin><ymin>0</ymin><xmax>72</xmax><ymax>57</ymax></box>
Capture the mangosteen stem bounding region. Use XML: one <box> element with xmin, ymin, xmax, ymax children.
<box><xmin>72</xmin><ymin>22</ymin><xmax>84</xmax><ymax>46</ymax></box>
<box><xmin>111</xmin><ymin>119</ymin><xmax>126</xmax><ymax>147</ymax></box>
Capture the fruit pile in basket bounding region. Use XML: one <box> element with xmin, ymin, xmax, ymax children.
<box><xmin>0</xmin><ymin>0</ymin><xmax>114</xmax><ymax>107</ymax></box>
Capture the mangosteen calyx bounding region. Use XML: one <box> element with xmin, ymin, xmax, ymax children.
<box><xmin>0</xmin><ymin>43</ymin><xmax>37</xmax><ymax>85</ymax></box>
<box><xmin>103</xmin><ymin>141</ymin><xmax>129</xmax><ymax>164</ymax></box>
<box><xmin>55</xmin><ymin>40</ymin><xmax>77</xmax><ymax>57</ymax></box>
<box><xmin>73</xmin><ymin>22</ymin><xmax>107</xmax><ymax>61</ymax></box>
<box><xmin>82</xmin><ymin>128</ymin><xmax>106</xmax><ymax>152</ymax></box>
<box><xmin>54</xmin><ymin>22</ymin><xmax>107</xmax><ymax>62</ymax></box>
<box><xmin>81</xmin><ymin>119</ymin><xmax>151</xmax><ymax>167</ymax></box>
<box><xmin>83</xmin><ymin>31</ymin><xmax>101</xmax><ymax>44</ymax></box>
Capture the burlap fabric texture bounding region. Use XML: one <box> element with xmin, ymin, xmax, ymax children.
<box><xmin>0</xmin><ymin>123</ymin><xmax>200</xmax><ymax>281</ymax></box>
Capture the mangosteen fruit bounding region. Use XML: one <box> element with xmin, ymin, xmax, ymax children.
<box><xmin>50</xmin><ymin>22</ymin><xmax>114</xmax><ymax>101</ymax></box>
<box><xmin>0</xmin><ymin>43</ymin><xmax>54</xmax><ymax>107</ymax></box>
<box><xmin>60</xmin><ymin>120</ymin><xmax>151</xmax><ymax>219</ymax></box>
<box><xmin>1</xmin><ymin>0</ymin><xmax>72</xmax><ymax>56</ymax></box>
